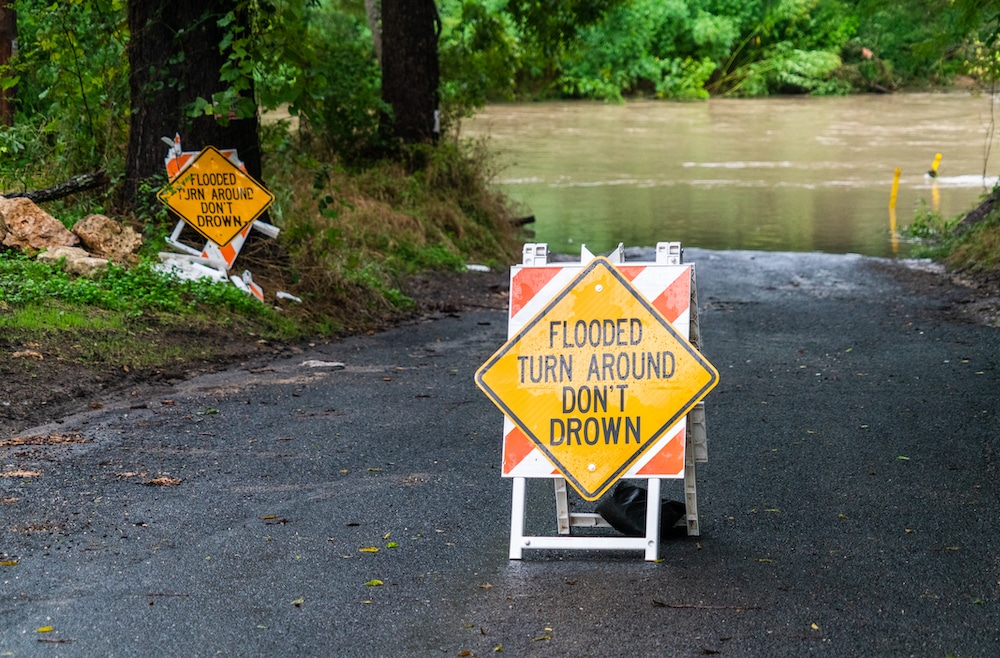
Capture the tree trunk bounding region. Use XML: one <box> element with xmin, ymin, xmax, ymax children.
<box><xmin>0</xmin><ymin>0</ymin><xmax>16</xmax><ymax>127</ymax></box>
<box><xmin>122</xmin><ymin>1</ymin><xmax>261</xmax><ymax>209</ymax></box>
<box><xmin>380</xmin><ymin>0</ymin><xmax>440</xmax><ymax>145</ymax></box>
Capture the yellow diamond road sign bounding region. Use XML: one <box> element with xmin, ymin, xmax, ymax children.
<box><xmin>157</xmin><ymin>145</ymin><xmax>274</xmax><ymax>247</ymax></box>
<box><xmin>476</xmin><ymin>257</ymin><xmax>719</xmax><ymax>501</ymax></box>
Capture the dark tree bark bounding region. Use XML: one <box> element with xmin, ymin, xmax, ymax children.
<box><xmin>380</xmin><ymin>0</ymin><xmax>440</xmax><ymax>145</ymax></box>
<box><xmin>0</xmin><ymin>0</ymin><xmax>16</xmax><ymax>127</ymax></box>
<box><xmin>122</xmin><ymin>1</ymin><xmax>261</xmax><ymax>208</ymax></box>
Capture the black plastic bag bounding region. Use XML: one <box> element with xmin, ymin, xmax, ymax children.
<box><xmin>595</xmin><ymin>481</ymin><xmax>686</xmax><ymax>540</ymax></box>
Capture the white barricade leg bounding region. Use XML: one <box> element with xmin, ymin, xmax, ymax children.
<box><xmin>509</xmin><ymin>477</ymin><xmax>528</xmax><ymax>560</ymax></box>
<box><xmin>684</xmin><ymin>436</ymin><xmax>700</xmax><ymax>536</ymax></box>
<box><xmin>644</xmin><ymin>478</ymin><xmax>662</xmax><ymax>561</ymax></box>
<box><xmin>554</xmin><ymin>479</ymin><xmax>571</xmax><ymax>534</ymax></box>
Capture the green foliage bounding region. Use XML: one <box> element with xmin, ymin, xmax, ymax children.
<box><xmin>706</xmin><ymin>0</ymin><xmax>855</xmax><ymax>96</ymax></box>
<box><xmin>8</xmin><ymin>0</ymin><xmax>128</xmax><ymax>184</ymax></box>
<box><xmin>558</xmin><ymin>0</ymin><xmax>724</xmax><ymax>101</ymax></box>
<box><xmin>252</xmin><ymin>2</ymin><xmax>387</xmax><ymax>159</ymax></box>
<box><xmin>439</xmin><ymin>0</ymin><xmax>519</xmax><ymax>119</ymax></box>
<box><xmin>439</xmin><ymin>0</ymin><xmax>858</xmax><ymax>102</ymax></box>
<box><xmin>260</xmin><ymin>134</ymin><xmax>519</xmax><ymax>324</ymax></box>
<box><xmin>898</xmin><ymin>193</ymin><xmax>1000</xmax><ymax>279</ymax></box>
<box><xmin>943</xmin><ymin>213</ymin><xmax>1000</xmax><ymax>277</ymax></box>
<box><xmin>0</xmin><ymin>250</ymin><xmax>268</xmax><ymax>318</ymax></box>
<box><xmin>902</xmin><ymin>202</ymin><xmax>963</xmax><ymax>259</ymax></box>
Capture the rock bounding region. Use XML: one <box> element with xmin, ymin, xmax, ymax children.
<box><xmin>36</xmin><ymin>246</ymin><xmax>109</xmax><ymax>277</ymax></box>
<box><xmin>0</xmin><ymin>197</ymin><xmax>79</xmax><ymax>251</ymax></box>
<box><xmin>72</xmin><ymin>214</ymin><xmax>142</xmax><ymax>263</ymax></box>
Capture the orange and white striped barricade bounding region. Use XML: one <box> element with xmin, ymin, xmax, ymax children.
<box><xmin>159</xmin><ymin>134</ymin><xmax>279</xmax><ymax>274</ymax></box>
<box><xmin>478</xmin><ymin>242</ymin><xmax>714</xmax><ymax>561</ymax></box>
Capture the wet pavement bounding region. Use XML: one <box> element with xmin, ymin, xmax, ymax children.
<box><xmin>2</xmin><ymin>249</ymin><xmax>999</xmax><ymax>657</ymax></box>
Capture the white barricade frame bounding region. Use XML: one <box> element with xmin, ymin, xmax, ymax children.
<box><xmin>502</xmin><ymin>242</ymin><xmax>708</xmax><ymax>561</ymax></box>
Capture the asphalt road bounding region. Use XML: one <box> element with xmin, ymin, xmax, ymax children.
<box><xmin>2</xmin><ymin>249</ymin><xmax>999</xmax><ymax>657</ymax></box>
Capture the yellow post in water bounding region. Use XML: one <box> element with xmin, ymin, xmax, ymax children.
<box><xmin>889</xmin><ymin>167</ymin><xmax>901</xmax><ymax>255</ymax></box>
<box><xmin>930</xmin><ymin>153</ymin><xmax>942</xmax><ymax>212</ymax></box>
<box><xmin>929</xmin><ymin>153</ymin><xmax>943</xmax><ymax>177</ymax></box>
<box><xmin>889</xmin><ymin>167</ymin><xmax>901</xmax><ymax>209</ymax></box>
<box><xmin>890</xmin><ymin>207</ymin><xmax>898</xmax><ymax>254</ymax></box>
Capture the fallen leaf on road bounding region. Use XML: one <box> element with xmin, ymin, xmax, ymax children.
<box><xmin>532</xmin><ymin>635</ymin><xmax>551</xmax><ymax>641</ymax></box>
<box><xmin>1</xmin><ymin>498</ymin><xmax>19</xmax><ymax>504</ymax></box>
<box><xmin>145</xmin><ymin>476</ymin><xmax>182</xmax><ymax>486</ymax></box>
<box><xmin>360</xmin><ymin>547</ymin><xmax>379</xmax><ymax>553</ymax></box>
<box><xmin>479</xmin><ymin>583</ymin><xmax>492</xmax><ymax>589</ymax></box>
<box><xmin>0</xmin><ymin>470</ymin><xmax>41</xmax><ymax>478</ymax></box>
<box><xmin>0</xmin><ymin>560</ymin><xmax>18</xmax><ymax>567</ymax></box>
<box><xmin>364</xmin><ymin>579</ymin><xmax>383</xmax><ymax>586</ymax></box>
<box><xmin>259</xmin><ymin>515</ymin><xmax>277</xmax><ymax>520</ymax></box>
<box><xmin>386</xmin><ymin>542</ymin><xmax>399</xmax><ymax>549</ymax></box>
<box><xmin>291</xmin><ymin>597</ymin><xmax>304</xmax><ymax>607</ymax></box>
<box><xmin>811</xmin><ymin>623</ymin><xmax>820</xmax><ymax>631</ymax></box>
<box><xmin>37</xmin><ymin>626</ymin><xmax>53</xmax><ymax>633</ymax></box>
<box><xmin>0</xmin><ymin>433</ymin><xmax>85</xmax><ymax>446</ymax></box>
<box><xmin>116</xmin><ymin>472</ymin><xmax>148</xmax><ymax>479</ymax></box>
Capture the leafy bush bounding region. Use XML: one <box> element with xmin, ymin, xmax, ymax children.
<box><xmin>8</xmin><ymin>0</ymin><xmax>128</xmax><ymax>184</ymax></box>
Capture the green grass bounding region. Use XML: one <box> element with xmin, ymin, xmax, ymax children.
<box><xmin>0</xmin><ymin>304</ymin><xmax>127</xmax><ymax>332</ymax></box>
<box><xmin>905</xmin><ymin>198</ymin><xmax>1000</xmax><ymax>278</ymax></box>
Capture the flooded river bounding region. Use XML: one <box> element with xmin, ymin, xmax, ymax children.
<box><xmin>463</xmin><ymin>94</ymin><xmax>1000</xmax><ymax>257</ymax></box>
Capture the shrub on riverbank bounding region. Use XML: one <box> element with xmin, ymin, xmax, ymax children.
<box><xmin>907</xmin><ymin>195</ymin><xmax>1000</xmax><ymax>281</ymax></box>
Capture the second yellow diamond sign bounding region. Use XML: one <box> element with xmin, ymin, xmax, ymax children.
<box><xmin>476</xmin><ymin>257</ymin><xmax>719</xmax><ymax>501</ymax></box>
<box><xmin>157</xmin><ymin>145</ymin><xmax>274</xmax><ymax>247</ymax></box>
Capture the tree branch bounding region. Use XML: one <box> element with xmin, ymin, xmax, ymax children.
<box><xmin>4</xmin><ymin>170</ymin><xmax>109</xmax><ymax>203</ymax></box>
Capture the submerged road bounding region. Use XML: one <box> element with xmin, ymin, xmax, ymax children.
<box><xmin>2</xmin><ymin>249</ymin><xmax>999</xmax><ymax>657</ymax></box>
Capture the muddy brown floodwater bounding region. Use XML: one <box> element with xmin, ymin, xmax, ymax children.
<box><xmin>465</xmin><ymin>94</ymin><xmax>1000</xmax><ymax>257</ymax></box>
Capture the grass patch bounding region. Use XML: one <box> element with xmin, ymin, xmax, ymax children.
<box><xmin>944</xmin><ymin>214</ymin><xmax>1000</xmax><ymax>278</ymax></box>
<box><xmin>905</xmin><ymin>198</ymin><xmax>1000</xmax><ymax>279</ymax></box>
<box><xmin>0</xmin><ymin>301</ymin><xmax>290</xmax><ymax>368</ymax></box>
<box><xmin>239</xmin><ymin>129</ymin><xmax>521</xmax><ymax>330</ymax></box>
<box><xmin>0</xmin><ymin>304</ymin><xmax>127</xmax><ymax>332</ymax></box>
